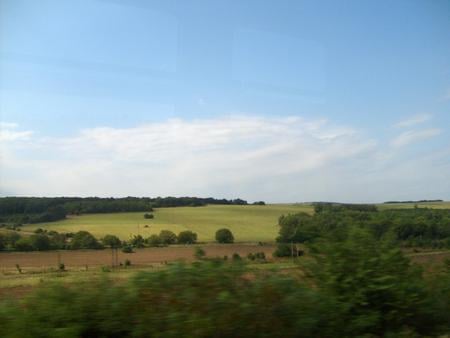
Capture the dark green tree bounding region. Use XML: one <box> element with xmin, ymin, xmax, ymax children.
<box><xmin>159</xmin><ymin>230</ymin><xmax>177</xmax><ymax>245</ymax></box>
<box><xmin>130</xmin><ymin>235</ymin><xmax>145</xmax><ymax>248</ymax></box>
<box><xmin>70</xmin><ymin>231</ymin><xmax>102</xmax><ymax>249</ymax></box>
<box><xmin>177</xmin><ymin>230</ymin><xmax>197</xmax><ymax>244</ymax></box>
<box><xmin>215</xmin><ymin>228</ymin><xmax>234</xmax><ymax>243</ymax></box>
<box><xmin>146</xmin><ymin>234</ymin><xmax>161</xmax><ymax>247</ymax></box>
<box><xmin>102</xmin><ymin>235</ymin><xmax>122</xmax><ymax>248</ymax></box>
<box><xmin>30</xmin><ymin>234</ymin><xmax>51</xmax><ymax>251</ymax></box>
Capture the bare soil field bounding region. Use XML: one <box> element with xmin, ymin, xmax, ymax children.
<box><xmin>0</xmin><ymin>244</ymin><xmax>276</xmax><ymax>271</ymax></box>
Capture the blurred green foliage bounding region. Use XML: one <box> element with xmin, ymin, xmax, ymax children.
<box><xmin>1</xmin><ymin>230</ymin><xmax>449</xmax><ymax>337</ymax></box>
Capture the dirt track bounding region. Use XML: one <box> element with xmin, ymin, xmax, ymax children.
<box><xmin>0</xmin><ymin>244</ymin><xmax>276</xmax><ymax>270</ymax></box>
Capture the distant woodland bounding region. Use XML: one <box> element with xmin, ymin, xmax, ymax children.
<box><xmin>0</xmin><ymin>196</ymin><xmax>249</xmax><ymax>224</ymax></box>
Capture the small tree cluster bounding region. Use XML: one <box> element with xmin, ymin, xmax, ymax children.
<box><xmin>247</xmin><ymin>252</ymin><xmax>266</xmax><ymax>261</ymax></box>
<box><xmin>215</xmin><ymin>228</ymin><xmax>234</xmax><ymax>243</ymax></box>
<box><xmin>145</xmin><ymin>230</ymin><xmax>198</xmax><ymax>247</ymax></box>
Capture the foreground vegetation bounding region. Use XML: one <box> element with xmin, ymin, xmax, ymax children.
<box><xmin>1</xmin><ymin>228</ymin><xmax>449</xmax><ymax>337</ymax></box>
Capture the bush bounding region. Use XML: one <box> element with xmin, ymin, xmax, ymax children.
<box><xmin>273</xmin><ymin>243</ymin><xmax>293</xmax><ymax>257</ymax></box>
<box><xmin>177</xmin><ymin>230</ymin><xmax>197</xmax><ymax>244</ymax></box>
<box><xmin>215</xmin><ymin>228</ymin><xmax>234</xmax><ymax>243</ymax></box>
<box><xmin>232</xmin><ymin>253</ymin><xmax>241</xmax><ymax>261</ymax></box>
<box><xmin>124</xmin><ymin>259</ymin><xmax>131</xmax><ymax>267</ymax></box>
<box><xmin>159</xmin><ymin>230</ymin><xmax>177</xmax><ymax>245</ymax></box>
<box><xmin>70</xmin><ymin>231</ymin><xmax>102</xmax><ymax>250</ymax></box>
<box><xmin>102</xmin><ymin>235</ymin><xmax>122</xmax><ymax>248</ymax></box>
<box><xmin>144</xmin><ymin>213</ymin><xmax>154</xmax><ymax>219</ymax></box>
<box><xmin>30</xmin><ymin>234</ymin><xmax>51</xmax><ymax>251</ymax></box>
<box><xmin>14</xmin><ymin>237</ymin><xmax>33</xmax><ymax>251</ymax></box>
<box><xmin>255</xmin><ymin>252</ymin><xmax>266</xmax><ymax>261</ymax></box>
<box><xmin>130</xmin><ymin>235</ymin><xmax>145</xmax><ymax>248</ymax></box>
<box><xmin>194</xmin><ymin>247</ymin><xmax>206</xmax><ymax>260</ymax></box>
<box><xmin>146</xmin><ymin>234</ymin><xmax>161</xmax><ymax>247</ymax></box>
<box><xmin>122</xmin><ymin>245</ymin><xmax>134</xmax><ymax>253</ymax></box>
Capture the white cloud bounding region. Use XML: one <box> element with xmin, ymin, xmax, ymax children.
<box><xmin>0</xmin><ymin>116</ymin><xmax>376</xmax><ymax>199</ymax></box>
<box><xmin>394</xmin><ymin>113</ymin><xmax>432</xmax><ymax>128</ymax></box>
<box><xmin>391</xmin><ymin>128</ymin><xmax>441</xmax><ymax>147</ymax></box>
<box><xmin>1</xmin><ymin>116</ymin><xmax>448</xmax><ymax>202</ymax></box>
<box><xmin>0</xmin><ymin>122</ymin><xmax>33</xmax><ymax>142</ymax></box>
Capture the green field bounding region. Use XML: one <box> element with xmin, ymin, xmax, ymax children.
<box><xmin>20</xmin><ymin>202</ymin><xmax>450</xmax><ymax>242</ymax></box>
<box><xmin>22</xmin><ymin>204</ymin><xmax>313</xmax><ymax>242</ymax></box>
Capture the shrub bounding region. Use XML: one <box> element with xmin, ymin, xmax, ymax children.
<box><xmin>273</xmin><ymin>243</ymin><xmax>293</xmax><ymax>257</ymax></box>
<box><xmin>144</xmin><ymin>213</ymin><xmax>154</xmax><ymax>219</ymax></box>
<box><xmin>159</xmin><ymin>230</ymin><xmax>177</xmax><ymax>245</ymax></box>
<box><xmin>215</xmin><ymin>228</ymin><xmax>234</xmax><ymax>243</ymax></box>
<box><xmin>194</xmin><ymin>247</ymin><xmax>206</xmax><ymax>260</ymax></box>
<box><xmin>122</xmin><ymin>245</ymin><xmax>134</xmax><ymax>253</ymax></box>
<box><xmin>102</xmin><ymin>235</ymin><xmax>122</xmax><ymax>248</ymax></box>
<box><xmin>14</xmin><ymin>237</ymin><xmax>33</xmax><ymax>251</ymax></box>
<box><xmin>146</xmin><ymin>234</ymin><xmax>161</xmax><ymax>247</ymax></box>
<box><xmin>124</xmin><ymin>259</ymin><xmax>131</xmax><ymax>267</ymax></box>
<box><xmin>130</xmin><ymin>235</ymin><xmax>145</xmax><ymax>248</ymax></box>
<box><xmin>255</xmin><ymin>252</ymin><xmax>266</xmax><ymax>261</ymax></box>
<box><xmin>15</xmin><ymin>264</ymin><xmax>21</xmax><ymax>273</ymax></box>
<box><xmin>177</xmin><ymin>230</ymin><xmax>197</xmax><ymax>244</ymax></box>
<box><xmin>70</xmin><ymin>231</ymin><xmax>102</xmax><ymax>250</ymax></box>
<box><xmin>232</xmin><ymin>253</ymin><xmax>241</xmax><ymax>261</ymax></box>
<box><xmin>30</xmin><ymin>234</ymin><xmax>51</xmax><ymax>251</ymax></box>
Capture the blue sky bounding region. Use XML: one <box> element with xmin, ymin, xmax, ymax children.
<box><xmin>0</xmin><ymin>0</ymin><xmax>449</xmax><ymax>202</ymax></box>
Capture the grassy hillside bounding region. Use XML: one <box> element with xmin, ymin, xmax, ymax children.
<box><xmin>22</xmin><ymin>204</ymin><xmax>313</xmax><ymax>242</ymax></box>
<box><xmin>20</xmin><ymin>202</ymin><xmax>450</xmax><ymax>242</ymax></box>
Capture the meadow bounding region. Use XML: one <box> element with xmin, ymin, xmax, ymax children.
<box><xmin>22</xmin><ymin>204</ymin><xmax>314</xmax><ymax>242</ymax></box>
<box><xmin>19</xmin><ymin>201</ymin><xmax>450</xmax><ymax>242</ymax></box>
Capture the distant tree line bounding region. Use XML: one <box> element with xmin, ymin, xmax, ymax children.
<box><xmin>0</xmin><ymin>196</ymin><xmax>250</xmax><ymax>224</ymax></box>
<box><xmin>384</xmin><ymin>199</ymin><xmax>443</xmax><ymax>204</ymax></box>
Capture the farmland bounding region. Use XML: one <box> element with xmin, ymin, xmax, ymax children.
<box><xmin>21</xmin><ymin>204</ymin><xmax>314</xmax><ymax>242</ymax></box>
<box><xmin>17</xmin><ymin>201</ymin><xmax>450</xmax><ymax>242</ymax></box>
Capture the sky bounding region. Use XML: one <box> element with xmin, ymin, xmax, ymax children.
<box><xmin>0</xmin><ymin>0</ymin><xmax>449</xmax><ymax>203</ymax></box>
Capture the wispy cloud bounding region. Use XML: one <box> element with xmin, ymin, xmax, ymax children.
<box><xmin>1</xmin><ymin>116</ymin><xmax>448</xmax><ymax>202</ymax></box>
<box><xmin>391</xmin><ymin>128</ymin><xmax>441</xmax><ymax>147</ymax></box>
<box><xmin>0</xmin><ymin>122</ymin><xmax>33</xmax><ymax>142</ymax></box>
<box><xmin>394</xmin><ymin>113</ymin><xmax>432</xmax><ymax>128</ymax></box>
<box><xmin>0</xmin><ymin>116</ymin><xmax>377</xmax><ymax>199</ymax></box>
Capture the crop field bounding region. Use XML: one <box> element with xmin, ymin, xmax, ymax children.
<box><xmin>0</xmin><ymin>244</ymin><xmax>277</xmax><ymax>294</ymax></box>
<box><xmin>0</xmin><ymin>244</ymin><xmax>276</xmax><ymax>271</ymax></box>
<box><xmin>21</xmin><ymin>204</ymin><xmax>313</xmax><ymax>242</ymax></box>
<box><xmin>18</xmin><ymin>202</ymin><xmax>450</xmax><ymax>242</ymax></box>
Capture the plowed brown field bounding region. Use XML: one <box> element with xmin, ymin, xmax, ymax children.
<box><xmin>0</xmin><ymin>244</ymin><xmax>276</xmax><ymax>270</ymax></box>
